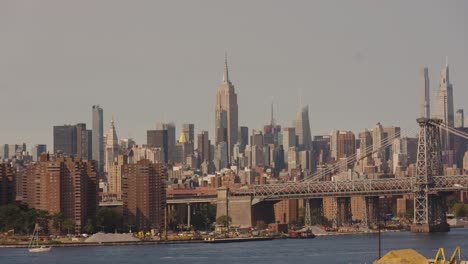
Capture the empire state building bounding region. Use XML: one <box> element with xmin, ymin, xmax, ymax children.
<box><xmin>215</xmin><ymin>55</ymin><xmax>238</xmax><ymax>163</ymax></box>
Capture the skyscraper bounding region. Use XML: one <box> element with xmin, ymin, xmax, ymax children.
<box><xmin>0</xmin><ymin>162</ymin><xmax>15</xmax><ymax>206</ymax></box>
<box><xmin>181</xmin><ymin>123</ymin><xmax>195</xmax><ymax>143</ymax></box>
<box><xmin>197</xmin><ymin>131</ymin><xmax>211</xmax><ymax>163</ymax></box>
<box><xmin>105</xmin><ymin>118</ymin><xmax>120</xmax><ymax>172</ymax></box>
<box><xmin>215</xmin><ymin>55</ymin><xmax>238</xmax><ymax>162</ymax></box>
<box><xmin>282</xmin><ymin>127</ymin><xmax>296</xmax><ymax>163</ymax></box>
<box><xmin>147</xmin><ymin>129</ymin><xmax>168</xmax><ymax>163</ymax></box>
<box><xmin>432</xmin><ymin>60</ymin><xmax>454</xmax><ymax>151</ymax></box>
<box><xmin>53</xmin><ymin>125</ymin><xmax>77</xmax><ymax>156</ymax></box>
<box><xmin>455</xmin><ymin>109</ymin><xmax>464</xmax><ymax>128</ymax></box>
<box><xmin>293</xmin><ymin>105</ymin><xmax>312</xmax><ymax>151</ymax></box>
<box><xmin>421</xmin><ymin>67</ymin><xmax>430</xmax><ymax>118</ymax></box>
<box><xmin>92</xmin><ymin>105</ymin><xmax>104</xmax><ymax>172</ymax></box>
<box><xmin>238</xmin><ymin>126</ymin><xmax>249</xmax><ymax>154</ymax></box>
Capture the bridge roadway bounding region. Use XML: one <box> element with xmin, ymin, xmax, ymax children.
<box><xmin>230</xmin><ymin>175</ymin><xmax>468</xmax><ymax>201</ymax></box>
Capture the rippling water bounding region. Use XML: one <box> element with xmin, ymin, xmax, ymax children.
<box><xmin>1</xmin><ymin>229</ymin><xmax>467</xmax><ymax>264</ymax></box>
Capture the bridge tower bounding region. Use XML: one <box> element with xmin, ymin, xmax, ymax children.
<box><xmin>411</xmin><ymin>118</ymin><xmax>449</xmax><ymax>233</ymax></box>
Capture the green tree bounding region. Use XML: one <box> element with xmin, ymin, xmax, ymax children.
<box><xmin>216</xmin><ymin>215</ymin><xmax>232</xmax><ymax>227</ymax></box>
<box><xmin>63</xmin><ymin>219</ymin><xmax>76</xmax><ymax>234</ymax></box>
<box><xmin>52</xmin><ymin>212</ymin><xmax>65</xmax><ymax>233</ymax></box>
<box><xmin>83</xmin><ymin>218</ymin><xmax>94</xmax><ymax>234</ymax></box>
<box><xmin>97</xmin><ymin>207</ymin><xmax>123</xmax><ymax>233</ymax></box>
<box><xmin>452</xmin><ymin>203</ymin><xmax>466</xmax><ymax>218</ymax></box>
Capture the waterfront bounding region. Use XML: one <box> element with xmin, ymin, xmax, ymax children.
<box><xmin>1</xmin><ymin>229</ymin><xmax>467</xmax><ymax>264</ymax></box>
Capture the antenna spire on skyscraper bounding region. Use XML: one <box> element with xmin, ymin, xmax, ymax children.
<box><xmin>223</xmin><ymin>52</ymin><xmax>229</xmax><ymax>82</ymax></box>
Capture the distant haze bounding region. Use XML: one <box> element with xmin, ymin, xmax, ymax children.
<box><xmin>1</xmin><ymin>0</ymin><xmax>467</xmax><ymax>147</ymax></box>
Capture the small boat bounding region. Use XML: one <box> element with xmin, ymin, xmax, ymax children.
<box><xmin>28</xmin><ymin>224</ymin><xmax>52</xmax><ymax>253</ymax></box>
<box><xmin>288</xmin><ymin>228</ymin><xmax>316</xmax><ymax>239</ymax></box>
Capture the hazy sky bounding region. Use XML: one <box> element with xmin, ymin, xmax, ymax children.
<box><xmin>1</xmin><ymin>0</ymin><xmax>467</xmax><ymax>148</ymax></box>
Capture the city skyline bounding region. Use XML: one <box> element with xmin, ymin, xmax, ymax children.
<box><xmin>1</xmin><ymin>1</ymin><xmax>468</xmax><ymax>147</ymax></box>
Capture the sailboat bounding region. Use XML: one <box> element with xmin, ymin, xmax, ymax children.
<box><xmin>28</xmin><ymin>223</ymin><xmax>52</xmax><ymax>253</ymax></box>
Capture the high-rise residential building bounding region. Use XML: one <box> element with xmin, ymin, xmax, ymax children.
<box><xmin>313</xmin><ymin>135</ymin><xmax>331</xmax><ymax>165</ymax></box>
<box><xmin>105</xmin><ymin>119</ymin><xmax>120</xmax><ymax>172</ymax></box>
<box><xmin>421</xmin><ymin>67</ymin><xmax>430</xmax><ymax>118</ymax></box>
<box><xmin>197</xmin><ymin>131</ymin><xmax>211</xmax><ymax>163</ymax></box>
<box><xmin>54</xmin><ymin>125</ymin><xmax>77</xmax><ymax>156</ymax></box>
<box><xmin>147</xmin><ymin>129</ymin><xmax>168</xmax><ymax>163</ymax></box>
<box><xmin>122</xmin><ymin>159</ymin><xmax>166</xmax><ymax>232</ymax></box>
<box><xmin>0</xmin><ymin>162</ymin><xmax>15</xmax><ymax>206</ymax></box>
<box><xmin>22</xmin><ymin>155</ymin><xmax>98</xmax><ymax>233</ymax></box>
<box><xmin>31</xmin><ymin>144</ymin><xmax>47</xmax><ymax>161</ymax></box>
<box><xmin>282</xmin><ymin>127</ymin><xmax>296</xmax><ymax>163</ymax></box>
<box><xmin>432</xmin><ymin>60</ymin><xmax>454</xmax><ymax>150</ymax></box>
<box><xmin>107</xmin><ymin>155</ymin><xmax>127</xmax><ymax>195</ymax></box>
<box><xmin>215</xmin><ymin>55</ymin><xmax>238</xmax><ymax>162</ymax></box>
<box><xmin>238</xmin><ymin>126</ymin><xmax>249</xmax><ymax>154</ymax></box>
<box><xmin>455</xmin><ymin>109</ymin><xmax>464</xmax><ymax>128</ymax></box>
<box><xmin>293</xmin><ymin>105</ymin><xmax>313</xmax><ymax>151</ymax></box>
<box><xmin>92</xmin><ymin>105</ymin><xmax>104</xmax><ymax>172</ymax></box>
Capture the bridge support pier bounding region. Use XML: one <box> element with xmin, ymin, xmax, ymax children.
<box><xmin>362</xmin><ymin>196</ymin><xmax>379</xmax><ymax>229</ymax></box>
<box><xmin>304</xmin><ymin>199</ymin><xmax>324</xmax><ymax>226</ymax></box>
<box><xmin>187</xmin><ymin>203</ymin><xmax>191</xmax><ymax>230</ymax></box>
<box><xmin>411</xmin><ymin>118</ymin><xmax>449</xmax><ymax>233</ymax></box>
<box><xmin>332</xmin><ymin>197</ymin><xmax>352</xmax><ymax>228</ymax></box>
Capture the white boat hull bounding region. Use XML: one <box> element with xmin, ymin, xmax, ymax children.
<box><xmin>29</xmin><ymin>246</ymin><xmax>52</xmax><ymax>253</ymax></box>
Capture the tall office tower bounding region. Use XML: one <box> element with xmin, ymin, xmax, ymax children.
<box><xmin>282</xmin><ymin>127</ymin><xmax>296</xmax><ymax>163</ymax></box>
<box><xmin>273</xmin><ymin>145</ymin><xmax>285</xmax><ymax>174</ymax></box>
<box><xmin>392</xmin><ymin>137</ymin><xmax>418</xmax><ymax>174</ymax></box>
<box><xmin>433</xmin><ymin>60</ymin><xmax>455</xmax><ymax>150</ymax></box>
<box><xmin>251</xmin><ymin>130</ymin><xmax>264</xmax><ymax>147</ymax></box>
<box><xmin>92</xmin><ymin>105</ymin><xmax>104</xmax><ymax>172</ymax></box>
<box><xmin>160</xmin><ymin>122</ymin><xmax>176</xmax><ymax>163</ymax></box>
<box><xmin>176</xmin><ymin>132</ymin><xmax>193</xmax><ymax>164</ymax></box>
<box><xmin>312</xmin><ymin>135</ymin><xmax>331</xmax><ymax>165</ymax></box>
<box><xmin>0</xmin><ymin>162</ymin><xmax>15</xmax><ymax>206</ymax></box>
<box><xmin>22</xmin><ymin>155</ymin><xmax>98</xmax><ymax>233</ymax></box>
<box><xmin>215</xmin><ymin>55</ymin><xmax>238</xmax><ymax>162</ymax></box>
<box><xmin>0</xmin><ymin>145</ymin><xmax>9</xmax><ymax>160</ymax></box>
<box><xmin>122</xmin><ymin>159</ymin><xmax>166</xmax><ymax>232</ymax></box>
<box><xmin>357</xmin><ymin>130</ymin><xmax>373</xmax><ymax>171</ymax></box>
<box><xmin>147</xmin><ymin>129</ymin><xmax>168</xmax><ymax>163</ymax></box>
<box><xmin>76</xmin><ymin>123</ymin><xmax>92</xmax><ymax>160</ymax></box>
<box><xmin>421</xmin><ymin>67</ymin><xmax>430</xmax><ymax>118</ymax></box>
<box><xmin>372</xmin><ymin>122</ymin><xmax>384</xmax><ymax>160</ymax></box>
<box><xmin>31</xmin><ymin>144</ymin><xmax>47</xmax><ymax>161</ymax></box>
<box><xmin>181</xmin><ymin>124</ymin><xmax>195</xmax><ymax>143</ymax></box>
<box><xmin>264</xmin><ymin>103</ymin><xmax>276</xmax><ymax>145</ymax></box>
<box><xmin>238</xmin><ymin>126</ymin><xmax>249</xmax><ymax>154</ymax></box>
<box><xmin>330</xmin><ymin>130</ymin><xmax>356</xmax><ymax>161</ymax></box>
<box><xmin>214</xmin><ymin>142</ymin><xmax>228</xmax><ymax>171</ymax></box>
<box><xmin>293</xmin><ymin>105</ymin><xmax>313</xmax><ymax>151</ymax></box>
<box><xmin>107</xmin><ymin>155</ymin><xmax>127</xmax><ymax>195</ymax></box>
<box><xmin>299</xmin><ymin>150</ymin><xmax>313</xmax><ymax>172</ymax></box>
<box><xmin>216</xmin><ymin>127</ymin><xmax>228</xmax><ymax>145</ymax></box>
<box><xmin>455</xmin><ymin>109</ymin><xmax>464</xmax><ymax>128</ymax></box>
<box><xmin>197</xmin><ymin>131</ymin><xmax>211</xmax><ymax>163</ymax></box>
<box><xmin>53</xmin><ymin>125</ymin><xmax>77</xmax><ymax>156</ymax></box>
<box><xmin>105</xmin><ymin>119</ymin><xmax>120</xmax><ymax>172</ymax></box>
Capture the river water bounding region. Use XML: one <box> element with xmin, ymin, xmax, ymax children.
<box><xmin>1</xmin><ymin>229</ymin><xmax>467</xmax><ymax>264</ymax></box>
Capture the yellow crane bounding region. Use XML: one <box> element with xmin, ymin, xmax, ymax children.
<box><xmin>433</xmin><ymin>246</ymin><xmax>461</xmax><ymax>264</ymax></box>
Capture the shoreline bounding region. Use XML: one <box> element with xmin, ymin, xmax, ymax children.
<box><xmin>0</xmin><ymin>230</ymin><xmax>404</xmax><ymax>248</ymax></box>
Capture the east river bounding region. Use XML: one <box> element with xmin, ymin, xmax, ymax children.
<box><xmin>1</xmin><ymin>229</ymin><xmax>467</xmax><ymax>264</ymax></box>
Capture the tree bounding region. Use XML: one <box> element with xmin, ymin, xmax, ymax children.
<box><xmin>452</xmin><ymin>203</ymin><xmax>466</xmax><ymax>218</ymax></box>
<box><xmin>52</xmin><ymin>212</ymin><xmax>65</xmax><ymax>233</ymax></box>
<box><xmin>83</xmin><ymin>218</ymin><xmax>94</xmax><ymax>234</ymax></box>
<box><xmin>63</xmin><ymin>219</ymin><xmax>75</xmax><ymax>235</ymax></box>
<box><xmin>97</xmin><ymin>207</ymin><xmax>123</xmax><ymax>233</ymax></box>
<box><xmin>216</xmin><ymin>215</ymin><xmax>232</xmax><ymax>227</ymax></box>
